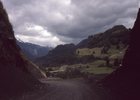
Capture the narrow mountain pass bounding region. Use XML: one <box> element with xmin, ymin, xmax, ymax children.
<box><xmin>20</xmin><ymin>78</ymin><xmax>99</xmax><ymax>100</ymax></box>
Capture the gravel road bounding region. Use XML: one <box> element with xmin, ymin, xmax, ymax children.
<box><xmin>19</xmin><ymin>78</ymin><xmax>100</xmax><ymax>100</ymax></box>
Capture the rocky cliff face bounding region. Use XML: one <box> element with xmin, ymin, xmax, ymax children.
<box><xmin>0</xmin><ymin>1</ymin><xmax>44</xmax><ymax>99</ymax></box>
<box><xmin>102</xmin><ymin>8</ymin><xmax>140</xmax><ymax>100</ymax></box>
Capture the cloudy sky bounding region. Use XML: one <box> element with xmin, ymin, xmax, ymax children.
<box><xmin>1</xmin><ymin>0</ymin><xmax>139</xmax><ymax>47</ymax></box>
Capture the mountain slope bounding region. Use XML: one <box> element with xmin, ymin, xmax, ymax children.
<box><xmin>102</xmin><ymin>8</ymin><xmax>140</xmax><ymax>100</ymax></box>
<box><xmin>36</xmin><ymin>44</ymin><xmax>77</xmax><ymax>67</ymax></box>
<box><xmin>0</xmin><ymin>1</ymin><xmax>45</xmax><ymax>99</ymax></box>
<box><xmin>36</xmin><ymin>25</ymin><xmax>130</xmax><ymax>68</ymax></box>
<box><xmin>77</xmin><ymin>25</ymin><xmax>130</xmax><ymax>48</ymax></box>
<box><xmin>17</xmin><ymin>41</ymin><xmax>52</xmax><ymax>60</ymax></box>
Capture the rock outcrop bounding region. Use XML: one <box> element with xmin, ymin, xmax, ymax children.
<box><xmin>102</xmin><ymin>8</ymin><xmax>140</xmax><ymax>100</ymax></box>
<box><xmin>0</xmin><ymin>1</ymin><xmax>45</xmax><ymax>99</ymax></box>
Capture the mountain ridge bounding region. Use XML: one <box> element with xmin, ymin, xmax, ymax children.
<box><xmin>36</xmin><ymin>25</ymin><xmax>130</xmax><ymax>68</ymax></box>
<box><xmin>77</xmin><ymin>25</ymin><xmax>130</xmax><ymax>48</ymax></box>
<box><xmin>17</xmin><ymin>41</ymin><xmax>52</xmax><ymax>60</ymax></box>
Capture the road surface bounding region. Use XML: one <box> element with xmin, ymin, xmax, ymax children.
<box><xmin>20</xmin><ymin>78</ymin><xmax>100</xmax><ymax>100</ymax></box>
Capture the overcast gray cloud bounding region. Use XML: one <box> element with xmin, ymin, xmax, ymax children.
<box><xmin>1</xmin><ymin>0</ymin><xmax>139</xmax><ymax>47</ymax></box>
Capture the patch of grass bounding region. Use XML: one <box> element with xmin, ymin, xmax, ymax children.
<box><xmin>85</xmin><ymin>66</ymin><xmax>114</xmax><ymax>74</ymax></box>
<box><xmin>81</xmin><ymin>60</ymin><xmax>114</xmax><ymax>74</ymax></box>
<box><xmin>88</xmin><ymin>60</ymin><xmax>106</xmax><ymax>66</ymax></box>
<box><xmin>76</xmin><ymin>48</ymin><xmax>102</xmax><ymax>57</ymax></box>
<box><xmin>46</xmin><ymin>60</ymin><xmax>114</xmax><ymax>77</ymax></box>
<box><xmin>108</xmin><ymin>48</ymin><xmax>120</xmax><ymax>55</ymax></box>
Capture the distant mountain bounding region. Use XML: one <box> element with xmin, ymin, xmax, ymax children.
<box><xmin>36</xmin><ymin>25</ymin><xmax>130</xmax><ymax>68</ymax></box>
<box><xmin>77</xmin><ymin>25</ymin><xmax>130</xmax><ymax>48</ymax></box>
<box><xmin>0</xmin><ymin>2</ymin><xmax>45</xmax><ymax>99</ymax></box>
<box><xmin>36</xmin><ymin>44</ymin><xmax>77</xmax><ymax>67</ymax></box>
<box><xmin>17</xmin><ymin>41</ymin><xmax>52</xmax><ymax>60</ymax></box>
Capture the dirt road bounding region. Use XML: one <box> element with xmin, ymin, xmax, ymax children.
<box><xmin>20</xmin><ymin>78</ymin><xmax>99</xmax><ymax>100</ymax></box>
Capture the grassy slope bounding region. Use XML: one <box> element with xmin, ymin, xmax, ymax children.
<box><xmin>44</xmin><ymin>45</ymin><xmax>127</xmax><ymax>76</ymax></box>
<box><xmin>75</xmin><ymin>46</ymin><xmax>126</xmax><ymax>74</ymax></box>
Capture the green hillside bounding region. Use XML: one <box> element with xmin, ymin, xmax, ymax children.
<box><xmin>36</xmin><ymin>25</ymin><xmax>130</xmax><ymax>76</ymax></box>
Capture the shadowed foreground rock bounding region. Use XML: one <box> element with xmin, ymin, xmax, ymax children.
<box><xmin>102</xmin><ymin>8</ymin><xmax>140</xmax><ymax>100</ymax></box>
<box><xmin>0</xmin><ymin>1</ymin><xmax>45</xmax><ymax>99</ymax></box>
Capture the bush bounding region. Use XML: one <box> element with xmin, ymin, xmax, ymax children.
<box><xmin>65</xmin><ymin>67</ymin><xmax>82</xmax><ymax>78</ymax></box>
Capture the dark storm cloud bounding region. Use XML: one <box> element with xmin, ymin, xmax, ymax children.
<box><xmin>1</xmin><ymin>0</ymin><xmax>139</xmax><ymax>47</ymax></box>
